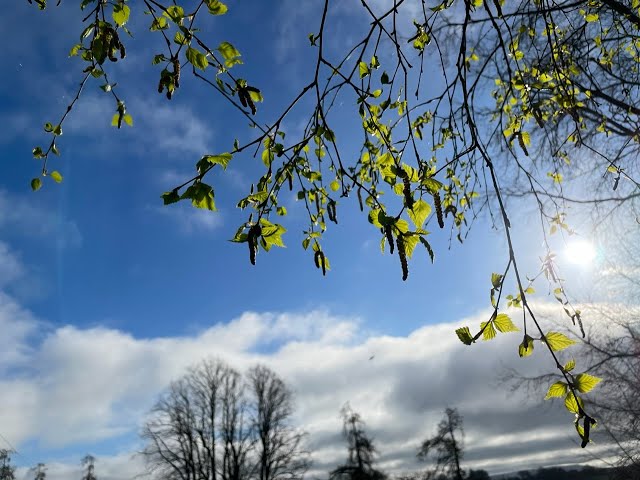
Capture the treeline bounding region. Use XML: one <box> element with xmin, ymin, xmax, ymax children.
<box><xmin>0</xmin><ymin>358</ymin><xmax>635</xmax><ymax>480</ymax></box>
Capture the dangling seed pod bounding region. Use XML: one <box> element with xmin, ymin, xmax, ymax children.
<box><xmin>287</xmin><ymin>173</ymin><xmax>293</xmax><ymax>191</ymax></box>
<box><xmin>327</xmin><ymin>200</ymin><xmax>338</xmax><ymax>224</ymax></box>
<box><xmin>119</xmin><ymin>43</ymin><xmax>126</xmax><ymax>60</ymax></box>
<box><xmin>397</xmin><ymin>169</ymin><xmax>414</xmax><ymax>209</ymax></box>
<box><xmin>384</xmin><ymin>225</ymin><xmax>394</xmax><ymax>254</ymax></box>
<box><xmin>173</xmin><ymin>58</ymin><xmax>181</xmax><ymax>88</ymax></box>
<box><xmin>396</xmin><ymin>234</ymin><xmax>408</xmax><ymax>281</ymax></box>
<box><xmin>158</xmin><ymin>78</ymin><xmax>164</xmax><ymax>94</ymax></box>
<box><xmin>247</xmin><ymin>224</ymin><xmax>262</xmax><ymax>265</ymax></box>
<box><xmin>517</xmin><ymin>132</ymin><xmax>529</xmax><ymax>156</ymax></box>
<box><xmin>433</xmin><ymin>191</ymin><xmax>444</xmax><ymax>229</ymax></box>
<box><xmin>357</xmin><ymin>187</ymin><xmax>363</xmax><ymax>212</ymax></box>
<box><xmin>532</xmin><ymin>107</ymin><xmax>545</xmax><ymax>128</ymax></box>
<box><xmin>314</xmin><ymin>250</ymin><xmax>326</xmax><ymax>276</ymax></box>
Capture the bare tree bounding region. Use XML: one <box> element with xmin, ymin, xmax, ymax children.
<box><xmin>81</xmin><ymin>455</ymin><xmax>97</xmax><ymax>480</ymax></box>
<box><xmin>219</xmin><ymin>368</ymin><xmax>253</xmax><ymax>480</ymax></box>
<box><xmin>0</xmin><ymin>450</ymin><xmax>15</xmax><ymax>480</ymax></box>
<box><xmin>330</xmin><ymin>404</ymin><xmax>386</xmax><ymax>480</ymax></box>
<box><xmin>30</xmin><ymin>463</ymin><xmax>46</xmax><ymax>480</ymax></box>
<box><xmin>142</xmin><ymin>358</ymin><xmax>308</xmax><ymax>480</ymax></box>
<box><xmin>418</xmin><ymin>408</ymin><xmax>465</xmax><ymax>480</ymax></box>
<box><xmin>247</xmin><ymin>365</ymin><xmax>309</xmax><ymax>480</ymax></box>
<box><xmin>142</xmin><ymin>359</ymin><xmax>234</xmax><ymax>480</ymax></box>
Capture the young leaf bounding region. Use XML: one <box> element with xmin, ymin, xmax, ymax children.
<box><xmin>408</xmin><ymin>199</ymin><xmax>431</xmax><ymax>229</ymax></box>
<box><xmin>161</xmin><ymin>190</ymin><xmax>180</xmax><ymax>205</ymax></box>
<box><xmin>50</xmin><ymin>171</ymin><xmax>63</xmax><ymax>183</ymax></box>
<box><xmin>518</xmin><ymin>334</ymin><xmax>534</xmax><ymax>357</ymax></box>
<box><xmin>545</xmin><ymin>381</ymin><xmax>568</xmax><ymax>400</ymax></box>
<box><xmin>217</xmin><ymin>42</ymin><xmax>242</xmax><ymax>68</ymax></box>
<box><xmin>493</xmin><ymin>313</ymin><xmax>519</xmax><ymax>333</ymax></box>
<box><xmin>480</xmin><ymin>320</ymin><xmax>497</xmax><ymax>341</ymax></box>
<box><xmin>544</xmin><ymin>331</ymin><xmax>576</xmax><ymax>352</ymax></box>
<box><xmin>455</xmin><ymin>326</ymin><xmax>474</xmax><ymax>345</ymax></box>
<box><xmin>359</xmin><ymin>61</ymin><xmax>369</xmax><ymax>78</ymax></box>
<box><xmin>563</xmin><ymin>359</ymin><xmax>576</xmax><ymax>372</ymax></box>
<box><xmin>203</xmin><ymin>153</ymin><xmax>233</xmax><ymax>169</ymax></box>
<box><xmin>574</xmin><ymin>373</ymin><xmax>602</xmax><ymax>393</ymax></box>
<box><xmin>31</xmin><ymin>177</ymin><xmax>42</xmax><ymax>191</ymax></box>
<box><xmin>564</xmin><ymin>392</ymin><xmax>584</xmax><ymax>415</ymax></box>
<box><xmin>186</xmin><ymin>47</ymin><xmax>209</xmax><ymax>70</ymax></box>
<box><xmin>206</xmin><ymin>0</ymin><xmax>228</xmax><ymax>15</ymax></box>
<box><xmin>112</xmin><ymin>4</ymin><xmax>130</xmax><ymax>26</ymax></box>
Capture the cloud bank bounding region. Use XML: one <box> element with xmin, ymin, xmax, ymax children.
<box><xmin>0</xmin><ymin>285</ymin><xmax>603</xmax><ymax>480</ymax></box>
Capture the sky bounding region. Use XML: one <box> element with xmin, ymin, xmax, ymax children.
<box><xmin>0</xmin><ymin>1</ymin><xmax>627</xmax><ymax>480</ymax></box>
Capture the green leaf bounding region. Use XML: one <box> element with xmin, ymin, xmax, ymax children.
<box><xmin>206</xmin><ymin>0</ymin><xmax>228</xmax><ymax>15</ymax></box>
<box><xmin>276</xmin><ymin>206</ymin><xmax>287</xmax><ymax>216</ymax></box>
<box><xmin>359</xmin><ymin>61</ymin><xmax>369</xmax><ymax>78</ymax></box>
<box><xmin>150</xmin><ymin>16</ymin><xmax>168</xmax><ymax>31</ymax></box>
<box><xmin>564</xmin><ymin>392</ymin><xmax>584</xmax><ymax>414</ymax></box>
<box><xmin>69</xmin><ymin>43</ymin><xmax>82</xmax><ymax>57</ymax></box>
<box><xmin>217</xmin><ymin>42</ymin><xmax>242</xmax><ymax>68</ymax></box>
<box><xmin>455</xmin><ymin>326</ymin><xmax>474</xmax><ymax>345</ymax></box>
<box><xmin>50</xmin><ymin>171</ymin><xmax>63</xmax><ymax>183</ymax></box>
<box><xmin>31</xmin><ymin>178</ymin><xmax>42</xmax><ymax>191</ymax></box>
<box><xmin>545</xmin><ymin>381</ymin><xmax>568</xmax><ymax>400</ymax></box>
<box><xmin>259</xmin><ymin>218</ymin><xmax>286</xmax><ymax>248</ymax></box>
<box><xmin>174</xmin><ymin>31</ymin><xmax>188</xmax><ymax>46</ymax></box>
<box><xmin>494</xmin><ymin>313</ymin><xmax>519</xmax><ymax>333</ymax></box>
<box><xmin>123</xmin><ymin>114</ymin><xmax>133</xmax><ymax>127</ymax></box>
<box><xmin>381</xmin><ymin>71</ymin><xmax>390</xmax><ymax>84</ymax></box>
<box><xmin>164</xmin><ymin>5</ymin><xmax>185</xmax><ymax>22</ymax></box>
<box><xmin>203</xmin><ymin>152</ymin><xmax>232</xmax><ymax>169</ymax></box>
<box><xmin>563</xmin><ymin>359</ymin><xmax>576</xmax><ymax>372</ymax></box>
<box><xmin>408</xmin><ymin>199</ymin><xmax>431</xmax><ymax>229</ymax></box>
<box><xmin>491</xmin><ymin>273</ymin><xmax>502</xmax><ymax>289</ymax></box>
<box><xmin>330</xmin><ymin>180</ymin><xmax>340</xmax><ymax>192</ymax></box>
<box><xmin>544</xmin><ymin>331</ymin><xmax>576</xmax><ymax>352</ymax></box>
<box><xmin>112</xmin><ymin>4</ymin><xmax>130</xmax><ymax>26</ymax></box>
<box><xmin>182</xmin><ymin>183</ymin><xmax>216</xmax><ymax>210</ymax></box>
<box><xmin>574</xmin><ymin>373</ymin><xmax>602</xmax><ymax>393</ymax></box>
<box><xmin>518</xmin><ymin>334</ymin><xmax>534</xmax><ymax>357</ymax></box>
<box><xmin>186</xmin><ymin>47</ymin><xmax>209</xmax><ymax>70</ymax></box>
<box><xmin>161</xmin><ymin>190</ymin><xmax>180</xmax><ymax>205</ymax></box>
<box><xmin>480</xmin><ymin>321</ymin><xmax>497</xmax><ymax>341</ymax></box>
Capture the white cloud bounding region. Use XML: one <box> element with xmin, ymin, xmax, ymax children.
<box><xmin>0</xmin><ymin>299</ymin><xmax>612</xmax><ymax>478</ymax></box>
<box><xmin>154</xmin><ymin>203</ymin><xmax>223</xmax><ymax>233</ymax></box>
<box><xmin>0</xmin><ymin>190</ymin><xmax>82</xmax><ymax>249</ymax></box>
<box><xmin>65</xmin><ymin>94</ymin><xmax>214</xmax><ymax>159</ymax></box>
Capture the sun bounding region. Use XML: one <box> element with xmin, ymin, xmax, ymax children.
<box><xmin>564</xmin><ymin>238</ymin><xmax>597</xmax><ymax>267</ymax></box>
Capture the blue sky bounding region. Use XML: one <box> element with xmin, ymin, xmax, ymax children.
<box><xmin>0</xmin><ymin>1</ymin><xmax>618</xmax><ymax>479</ymax></box>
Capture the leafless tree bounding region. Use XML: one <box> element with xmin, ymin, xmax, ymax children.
<box><xmin>248</xmin><ymin>365</ymin><xmax>309</xmax><ymax>480</ymax></box>
<box><xmin>219</xmin><ymin>367</ymin><xmax>253</xmax><ymax>480</ymax></box>
<box><xmin>81</xmin><ymin>455</ymin><xmax>97</xmax><ymax>480</ymax></box>
<box><xmin>330</xmin><ymin>404</ymin><xmax>386</xmax><ymax>480</ymax></box>
<box><xmin>30</xmin><ymin>463</ymin><xmax>46</xmax><ymax>480</ymax></box>
<box><xmin>141</xmin><ymin>358</ymin><xmax>309</xmax><ymax>480</ymax></box>
<box><xmin>418</xmin><ymin>408</ymin><xmax>465</xmax><ymax>480</ymax></box>
<box><xmin>0</xmin><ymin>450</ymin><xmax>15</xmax><ymax>480</ymax></box>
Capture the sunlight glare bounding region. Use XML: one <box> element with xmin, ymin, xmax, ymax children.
<box><xmin>564</xmin><ymin>239</ymin><xmax>597</xmax><ymax>266</ymax></box>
